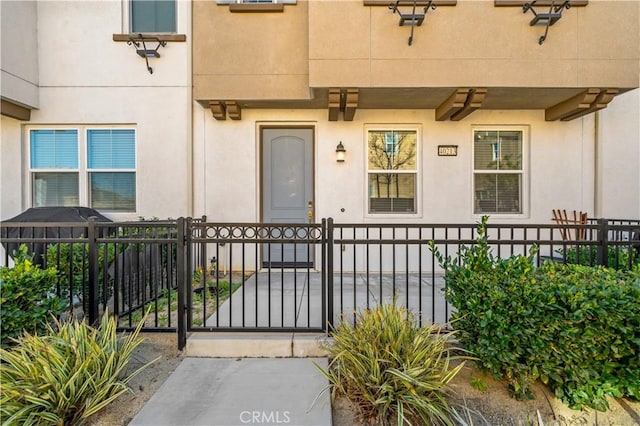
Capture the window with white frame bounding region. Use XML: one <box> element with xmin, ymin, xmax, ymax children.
<box><xmin>29</xmin><ymin>128</ymin><xmax>136</xmax><ymax>212</ymax></box>
<box><xmin>473</xmin><ymin>128</ymin><xmax>524</xmax><ymax>214</ymax></box>
<box><xmin>130</xmin><ymin>0</ymin><xmax>176</xmax><ymax>33</ymax></box>
<box><xmin>367</xmin><ymin>128</ymin><xmax>418</xmax><ymax>214</ymax></box>
<box><xmin>30</xmin><ymin>130</ymin><xmax>80</xmax><ymax>207</ymax></box>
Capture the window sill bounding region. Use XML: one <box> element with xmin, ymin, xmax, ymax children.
<box><xmin>364</xmin><ymin>1</ymin><xmax>457</xmax><ymax>5</ymax></box>
<box><xmin>494</xmin><ymin>0</ymin><xmax>587</xmax><ymax>6</ymax></box>
<box><xmin>112</xmin><ymin>34</ymin><xmax>187</xmax><ymax>42</ymax></box>
<box><xmin>228</xmin><ymin>3</ymin><xmax>285</xmax><ymax>12</ymax></box>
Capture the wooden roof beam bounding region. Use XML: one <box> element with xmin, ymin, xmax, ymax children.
<box><xmin>545</xmin><ymin>88</ymin><xmax>601</xmax><ymax>121</ymax></box>
<box><xmin>209</xmin><ymin>101</ymin><xmax>226</xmax><ymax>120</ymax></box>
<box><xmin>451</xmin><ymin>88</ymin><xmax>487</xmax><ymax>121</ymax></box>
<box><xmin>435</xmin><ymin>88</ymin><xmax>470</xmax><ymax>121</ymax></box>
<box><xmin>559</xmin><ymin>89</ymin><xmax>619</xmax><ymax>121</ymax></box>
<box><xmin>328</xmin><ymin>88</ymin><xmax>341</xmax><ymax>121</ymax></box>
<box><xmin>344</xmin><ymin>89</ymin><xmax>359</xmax><ymax>121</ymax></box>
<box><xmin>226</xmin><ymin>101</ymin><xmax>242</xmax><ymax>120</ymax></box>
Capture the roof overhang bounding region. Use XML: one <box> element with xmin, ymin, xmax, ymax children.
<box><xmin>200</xmin><ymin>86</ymin><xmax>630</xmax><ymax>121</ymax></box>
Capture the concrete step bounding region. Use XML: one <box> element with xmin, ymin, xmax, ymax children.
<box><xmin>186</xmin><ymin>332</ymin><xmax>332</xmax><ymax>358</ymax></box>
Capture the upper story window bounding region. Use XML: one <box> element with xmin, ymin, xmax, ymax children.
<box><xmin>367</xmin><ymin>128</ymin><xmax>418</xmax><ymax>214</ymax></box>
<box><xmin>29</xmin><ymin>128</ymin><xmax>136</xmax><ymax>212</ymax></box>
<box><xmin>473</xmin><ymin>128</ymin><xmax>526</xmax><ymax>215</ymax></box>
<box><xmin>131</xmin><ymin>0</ymin><xmax>176</xmax><ymax>33</ymax></box>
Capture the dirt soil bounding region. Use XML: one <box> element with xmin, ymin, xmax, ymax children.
<box><xmin>88</xmin><ymin>334</ymin><xmax>640</xmax><ymax>426</ymax></box>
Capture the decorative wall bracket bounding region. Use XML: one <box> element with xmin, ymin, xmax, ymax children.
<box><xmin>127</xmin><ymin>34</ymin><xmax>167</xmax><ymax>74</ymax></box>
<box><xmin>389</xmin><ymin>0</ymin><xmax>436</xmax><ymax>46</ymax></box>
<box><xmin>328</xmin><ymin>88</ymin><xmax>359</xmax><ymax>121</ymax></box>
<box><xmin>523</xmin><ymin>0</ymin><xmax>571</xmax><ymax>44</ymax></box>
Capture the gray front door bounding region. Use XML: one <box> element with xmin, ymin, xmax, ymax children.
<box><xmin>262</xmin><ymin>128</ymin><xmax>314</xmax><ymax>268</ymax></box>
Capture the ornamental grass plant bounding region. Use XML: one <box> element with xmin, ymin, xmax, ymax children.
<box><xmin>318</xmin><ymin>301</ymin><xmax>468</xmax><ymax>426</ymax></box>
<box><xmin>0</xmin><ymin>311</ymin><xmax>154</xmax><ymax>426</ymax></box>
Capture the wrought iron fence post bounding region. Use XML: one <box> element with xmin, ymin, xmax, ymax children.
<box><xmin>177</xmin><ymin>217</ymin><xmax>187</xmax><ymax>350</ymax></box>
<box><xmin>326</xmin><ymin>217</ymin><xmax>334</xmax><ymax>332</ymax></box>
<box><xmin>87</xmin><ymin>218</ymin><xmax>99</xmax><ymax>324</ymax></box>
<box><xmin>597</xmin><ymin>218</ymin><xmax>609</xmax><ymax>267</ymax></box>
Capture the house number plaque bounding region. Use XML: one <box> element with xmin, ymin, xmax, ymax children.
<box><xmin>438</xmin><ymin>145</ymin><xmax>458</xmax><ymax>156</ymax></box>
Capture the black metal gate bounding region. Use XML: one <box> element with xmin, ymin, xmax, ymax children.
<box><xmin>180</xmin><ymin>219</ymin><xmax>331</xmax><ymax>347</ymax></box>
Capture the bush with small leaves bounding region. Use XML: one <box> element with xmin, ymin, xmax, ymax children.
<box><xmin>0</xmin><ymin>245</ymin><xmax>63</xmax><ymax>348</ymax></box>
<box><xmin>430</xmin><ymin>216</ymin><xmax>640</xmax><ymax>411</ymax></box>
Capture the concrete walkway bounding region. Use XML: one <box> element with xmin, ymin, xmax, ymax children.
<box><xmin>130</xmin><ymin>357</ymin><xmax>332</xmax><ymax>426</ymax></box>
<box><xmin>207</xmin><ymin>271</ymin><xmax>449</xmax><ymax>329</ymax></box>
<box><xmin>131</xmin><ymin>272</ymin><xmax>449</xmax><ymax>426</ymax></box>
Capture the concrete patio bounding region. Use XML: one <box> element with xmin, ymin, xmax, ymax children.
<box><xmin>204</xmin><ymin>271</ymin><xmax>450</xmax><ymax>330</ymax></box>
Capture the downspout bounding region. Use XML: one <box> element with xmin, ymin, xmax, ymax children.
<box><xmin>593</xmin><ymin>111</ymin><xmax>600</xmax><ymax>218</ymax></box>
<box><xmin>187</xmin><ymin>0</ymin><xmax>194</xmax><ymax>217</ymax></box>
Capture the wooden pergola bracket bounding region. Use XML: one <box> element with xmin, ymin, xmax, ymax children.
<box><xmin>209</xmin><ymin>100</ymin><xmax>242</xmax><ymax>120</ymax></box>
<box><xmin>436</xmin><ymin>88</ymin><xmax>487</xmax><ymax>121</ymax></box>
<box><xmin>545</xmin><ymin>88</ymin><xmax>618</xmax><ymax>121</ymax></box>
<box><xmin>209</xmin><ymin>101</ymin><xmax>226</xmax><ymax>120</ymax></box>
<box><xmin>435</xmin><ymin>88</ymin><xmax>470</xmax><ymax>121</ymax></box>
<box><xmin>328</xmin><ymin>88</ymin><xmax>359</xmax><ymax>121</ymax></box>
<box><xmin>226</xmin><ymin>101</ymin><xmax>242</xmax><ymax>120</ymax></box>
<box><xmin>344</xmin><ymin>89</ymin><xmax>359</xmax><ymax>121</ymax></box>
<box><xmin>328</xmin><ymin>88</ymin><xmax>341</xmax><ymax>121</ymax></box>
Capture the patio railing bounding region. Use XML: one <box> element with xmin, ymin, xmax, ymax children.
<box><xmin>1</xmin><ymin>217</ymin><xmax>638</xmax><ymax>349</ymax></box>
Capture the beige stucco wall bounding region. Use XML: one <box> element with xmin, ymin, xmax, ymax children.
<box><xmin>1</xmin><ymin>0</ymin><xmax>193</xmax><ymax>221</ymax></box>
<box><xmin>1</xmin><ymin>0</ymin><xmax>39</xmax><ymax>108</ymax></box>
<box><xmin>193</xmin><ymin>0</ymin><xmax>309</xmax><ymax>100</ymax></box>
<box><xmin>193</xmin><ymin>0</ymin><xmax>639</xmax><ymax>98</ymax></box>
<box><xmin>193</xmin><ymin>104</ymin><xmax>602</xmax><ymax>225</ymax></box>
<box><xmin>308</xmin><ymin>0</ymin><xmax>639</xmax><ymax>89</ymax></box>
<box><xmin>1</xmin><ymin>116</ymin><xmax>24</xmax><ymax>219</ymax></box>
<box><xmin>596</xmin><ymin>89</ymin><xmax>640</xmax><ymax>219</ymax></box>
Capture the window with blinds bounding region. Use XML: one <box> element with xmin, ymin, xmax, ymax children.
<box><xmin>367</xmin><ymin>129</ymin><xmax>418</xmax><ymax>214</ymax></box>
<box><xmin>87</xmin><ymin>130</ymin><xmax>136</xmax><ymax>212</ymax></box>
<box><xmin>29</xmin><ymin>128</ymin><xmax>136</xmax><ymax>212</ymax></box>
<box><xmin>30</xmin><ymin>130</ymin><xmax>79</xmax><ymax>207</ymax></box>
<box><xmin>473</xmin><ymin>129</ymin><xmax>524</xmax><ymax>214</ymax></box>
<box><xmin>131</xmin><ymin>0</ymin><xmax>176</xmax><ymax>33</ymax></box>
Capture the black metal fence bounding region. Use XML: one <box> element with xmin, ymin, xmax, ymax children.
<box><xmin>2</xmin><ymin>217</ymin><xmax>638</xmax><ymax>349</ymax></box>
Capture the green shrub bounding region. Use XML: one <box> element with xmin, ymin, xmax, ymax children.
<box><xmin>318</xmin><ymin>301</ymin><xmax>467</xmax><ymax>426</ymax></box>
<box><xmin>559</xmin><ymin>245</ymin><xmax>639</xmax><ymax>271</ymax></box>
<box><xmin>430</xmin><ymin>217</ymin><xmax>640</xmax><ymax>411</ymax></box>
<box><xmin>0</xmin><ymin>311</ymin><xmax>154</xmax><ymax>425</ymax></box>
<box><xmin>45</xmin><ymin>241</ymin><xmax>117</xmax><ymax>304</ymax></box>
<box><xmin>0</xmin><ymin>245</ymin><xmax>64</xmax><ymax>348</ymax></box>
<box><xmin>533</xmin><ymin>262</ymin><xmax>640</xmax><ymax>410</ymax></box>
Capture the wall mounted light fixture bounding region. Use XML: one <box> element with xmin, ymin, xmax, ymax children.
<box><xmin>523</xmin><ymin>0</ymin><xmax>571</xmax><ymax>45</ymax></box>
<box><xmin>389</xmin><ymin>0</ymin><xmax>436</xmax><ymax>46</ymax></box>
<box><xmin>127</xmin><ymin>34</ymin><xmax>167</xmax><ymax>74</ymax></box>
<box><xmin>336</xmin><ymin>142</ymin><xmax>346</xmax><ymax>163</ymax></box>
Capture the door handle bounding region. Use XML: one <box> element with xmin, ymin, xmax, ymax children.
<box><xmin>307</xmin><ymin>201</ymin><xmax>314</xmax><ymax>222</ymax></box>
